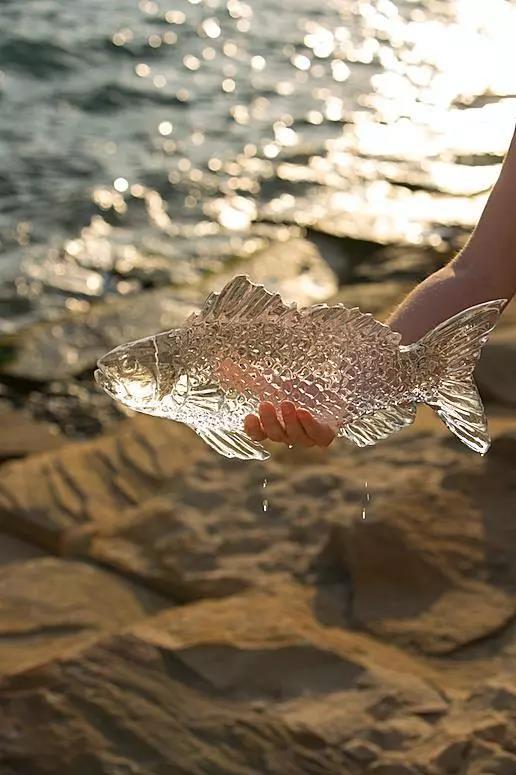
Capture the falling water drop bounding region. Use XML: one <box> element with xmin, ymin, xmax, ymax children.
<box><xmin>262</xmin><ymin>476</ymin><xmax>268</xmax><ymax>512</ymax></box>
<box><xmin>362</xmin><ymin>480</ymin><xmax>369</xmax><ymax>520</ymax></box>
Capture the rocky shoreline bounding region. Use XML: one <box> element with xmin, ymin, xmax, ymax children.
<box><xmin>1</xmin><ymin>236</ymin><xmax>516</xmax><ymax>773</ymax></box>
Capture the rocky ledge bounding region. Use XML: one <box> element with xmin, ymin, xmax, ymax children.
<box><xmin>1</xmin><ymin>243</ymin><xmax>516</xmax><ymax>773</ymax></box>
<box><xmin>1</xmin><ymin>394</ymin><xmax>516</xmax><ymax>773</ymax></box>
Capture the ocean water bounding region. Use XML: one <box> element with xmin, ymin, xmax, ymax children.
<box><xmin>0</xmin><ymin>0</ymin><xmax>515</xmax><ymax>328</ymax></box>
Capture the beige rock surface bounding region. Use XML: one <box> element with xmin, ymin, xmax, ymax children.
<box><xmin>1</xmin><ymin>585</ymin><xmax>516</xmax><ymax>775</ymax></box>
<box><xmin>0</xmin><ymin>304</ymin><xmax>515</xmax><ymax>773</ymax></box>
<box><xmin>0</xmin><ymin>409</ymin><xmax>64</xmax><ymax>461</ymax></box>
<box><xmin>0</xmin><ymin>557</ymin><xmax>167</xmax><ymax>676</ymax></box>
<box><xmin>1</xmin><ymin>413</ymin><xmax>515</xmax><ymax>651</ymax></box>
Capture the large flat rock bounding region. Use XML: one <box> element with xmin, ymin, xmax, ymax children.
<box><xmin>0</xmin><ymin>557</ymin><xmax>167</xmax><ymax>676</ymax></box>
<box><xmin>0</xmin><ymin>586</ymin><xmax>441</xmax><ymax>775</ymax></box>
<box><xmin>1</xmin><ymin>585</ymin><xmax>515</xmax><ymax>775</ymax></box>
<box><xmin>0</xmin><ymin>411</ymin><xmax>515</xmax><ymax>654</ymax></box>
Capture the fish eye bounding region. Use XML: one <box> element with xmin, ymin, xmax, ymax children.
<box><xmin>121</xmin><ymin>354</ymin><xmax>139</xmax><ymax>376</ymax></box>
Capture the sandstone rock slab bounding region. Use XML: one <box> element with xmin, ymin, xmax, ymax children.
<box><xmin>0</xmin><ymin>585</ymin><xmax>447</xmax><ymax>775</ymax></box>
<box><xmin>0</xmin><ymin>409</ymin><xmax>63</xmax><ymax>461</ymax></box>
<box><xmin>0</xmin><ymin>557</ymin><xmax>166</xmax><ymax>676</ymax></box>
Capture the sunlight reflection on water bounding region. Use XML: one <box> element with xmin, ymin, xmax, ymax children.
<box><xmin>1</xmin><ymin>0</ymin><xmax>515</xmax><ymax>320</ymax></box>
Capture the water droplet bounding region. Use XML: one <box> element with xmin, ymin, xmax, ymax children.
<box><xmin>262</xmin><ymin>477</ymin><xmax>268</xmax><ymax>511</ymax></box>
<box><xmin>362</xmin><ymin>480</ymin><xmax>369</xmax><ymax>520</ymax></box>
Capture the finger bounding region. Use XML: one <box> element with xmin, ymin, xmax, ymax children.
<box><xmin>297</xmin><ymin>409</ymin><xmax>336</xmax><ymax>447</ymax></box>
<box><xmin>280</xmin><ymin>402</ymin><xmax>314</xmax><ymax>447</ymax></box>
<box><xmin>259</xmin><ymin>402</ymin><xmax>289</xmax><ymax>443</ymax></box>
<box><xmin>244</xmin><ymin>414</ymin><xmax>267</xmax><ymax>441</ymax></box>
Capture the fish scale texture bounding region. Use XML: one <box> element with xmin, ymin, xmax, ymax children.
<box><xmin>172</xmin><ymin>315</ymin><xmax>410</xmax><ymax>435</ymax></box>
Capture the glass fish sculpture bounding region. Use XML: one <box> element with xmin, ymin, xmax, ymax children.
<box><xmin>95</xmin><ymin>275</ymin><xmax>505</xmax><ymax>460</ymax></box>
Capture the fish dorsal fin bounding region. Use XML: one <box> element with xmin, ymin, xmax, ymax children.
<box><xmin>341</xmin><ymin>403</ymin><xmax>416</xmax><ymax>446</ymax></box>
<box><xmin>196</xmin><ymin>427</ymin><xmax>270</xmax><ymax>460</ymax></box>
<box><xmin>303</xmin><ymin>304</ymin><xmax>401</xmax><ymax>345</ymax></box>
<box><xmin>188</xmin><ymin>275</ymin><xmax>295</xmax><ymax>325</ymax></box>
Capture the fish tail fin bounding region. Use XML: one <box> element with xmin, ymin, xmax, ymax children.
<box><xmin>413</xmin><ymin>299</ymin><xmax>506</xmax><ymax>454</ymax></box>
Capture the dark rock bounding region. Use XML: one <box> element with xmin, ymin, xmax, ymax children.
<box><xmin>368</xmin><ymin>763</ymin><xmax>421</xmax><ymax>775</ymax></box>
<box><xmin>469</xmin><ymin>740</ymin><xmax>516</xmax><ymax>775</ymax></box>
<box><xmin>472</xmin><ymin>716</ymin><xmax>508</xmax><ymax>746</ymax></box>
<box><xmin>476</xmin><ymin>326</ymin><xmax>516</xmax><ymax>407</ymax></box>
<box><xmin>344</xmin><ymin>739</ymin><xmax>381</xmax><ymax>764</ymax></box>
<box><xmin>355</xmin><ymin>245</ymin><xmax>440</xmax><ymax>283</ymax></box>
<box><xmin>430</xmin><ymin>738</ymin><xmax>470</xmax><ymax>772</ymax></box>
<box><xmin>0</xmin><ymin>533</ymin><xmax>45</xmax><ymax>567</ymax></box>
<box><xmin>369</xmin><ymin>717</ymin><xmax>431</xmax><ymax>751</ymax></box>
<box><xmin>477</xmin><ymin>679</ymin><xmax>516</xmax><ymax>713</ymax></box>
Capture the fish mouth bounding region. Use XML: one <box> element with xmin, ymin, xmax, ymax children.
<box><xmin>94</xmin><ymin>366</ymin><xmax>106</xmax><ymax>388</ymax></box>
<box><xmin>94</xmin><ymin>364</ymin><xmax>135</xmax><ymax>403</ymax></box>
<box><xmin>94</xmin><ymin>366</ymin><xmax>116</xmax><ymax>398</ymax></box>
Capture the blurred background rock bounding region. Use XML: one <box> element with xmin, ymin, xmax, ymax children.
<box><xmin>0</xmin><ymin>0</ymin><xmax>516</xmax><ymax>772</ymax></box>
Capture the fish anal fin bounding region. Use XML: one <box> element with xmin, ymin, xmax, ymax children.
<box><xmin>341</xmin><ymin>403</ymin><xmax>416</xmax><ymax>447</ymax></box>
<box><xmin>196</xmin><ymin>427</ymin><xmax>270</xmax><ymax>460</ymax></box>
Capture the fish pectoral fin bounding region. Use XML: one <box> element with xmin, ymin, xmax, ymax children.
<box><xmin>196</xmin><ymin>428</ymin><xmax>270</xmax><ymax>461</ymax></box>
<box><xmin>341</xmin><ymin>403</ymin><xmax>416</xmax><ymax>447</ymax></box>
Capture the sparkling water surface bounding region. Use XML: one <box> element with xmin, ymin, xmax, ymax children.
<box><xmin>0</xmin><ymin>0</ymin><xmax>515</xmax><ymax>327</ymax></box>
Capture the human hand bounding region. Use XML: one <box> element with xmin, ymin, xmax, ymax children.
<box><xmin>244</xmin><ymin>401</ymin><xmax>336</xmax><ymax>448</ymax></box>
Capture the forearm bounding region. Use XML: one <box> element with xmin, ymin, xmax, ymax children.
<box><xmin>388</xmin><ymin>126</ymin><xmax>516</xmax><ymax>344</ymax></box>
